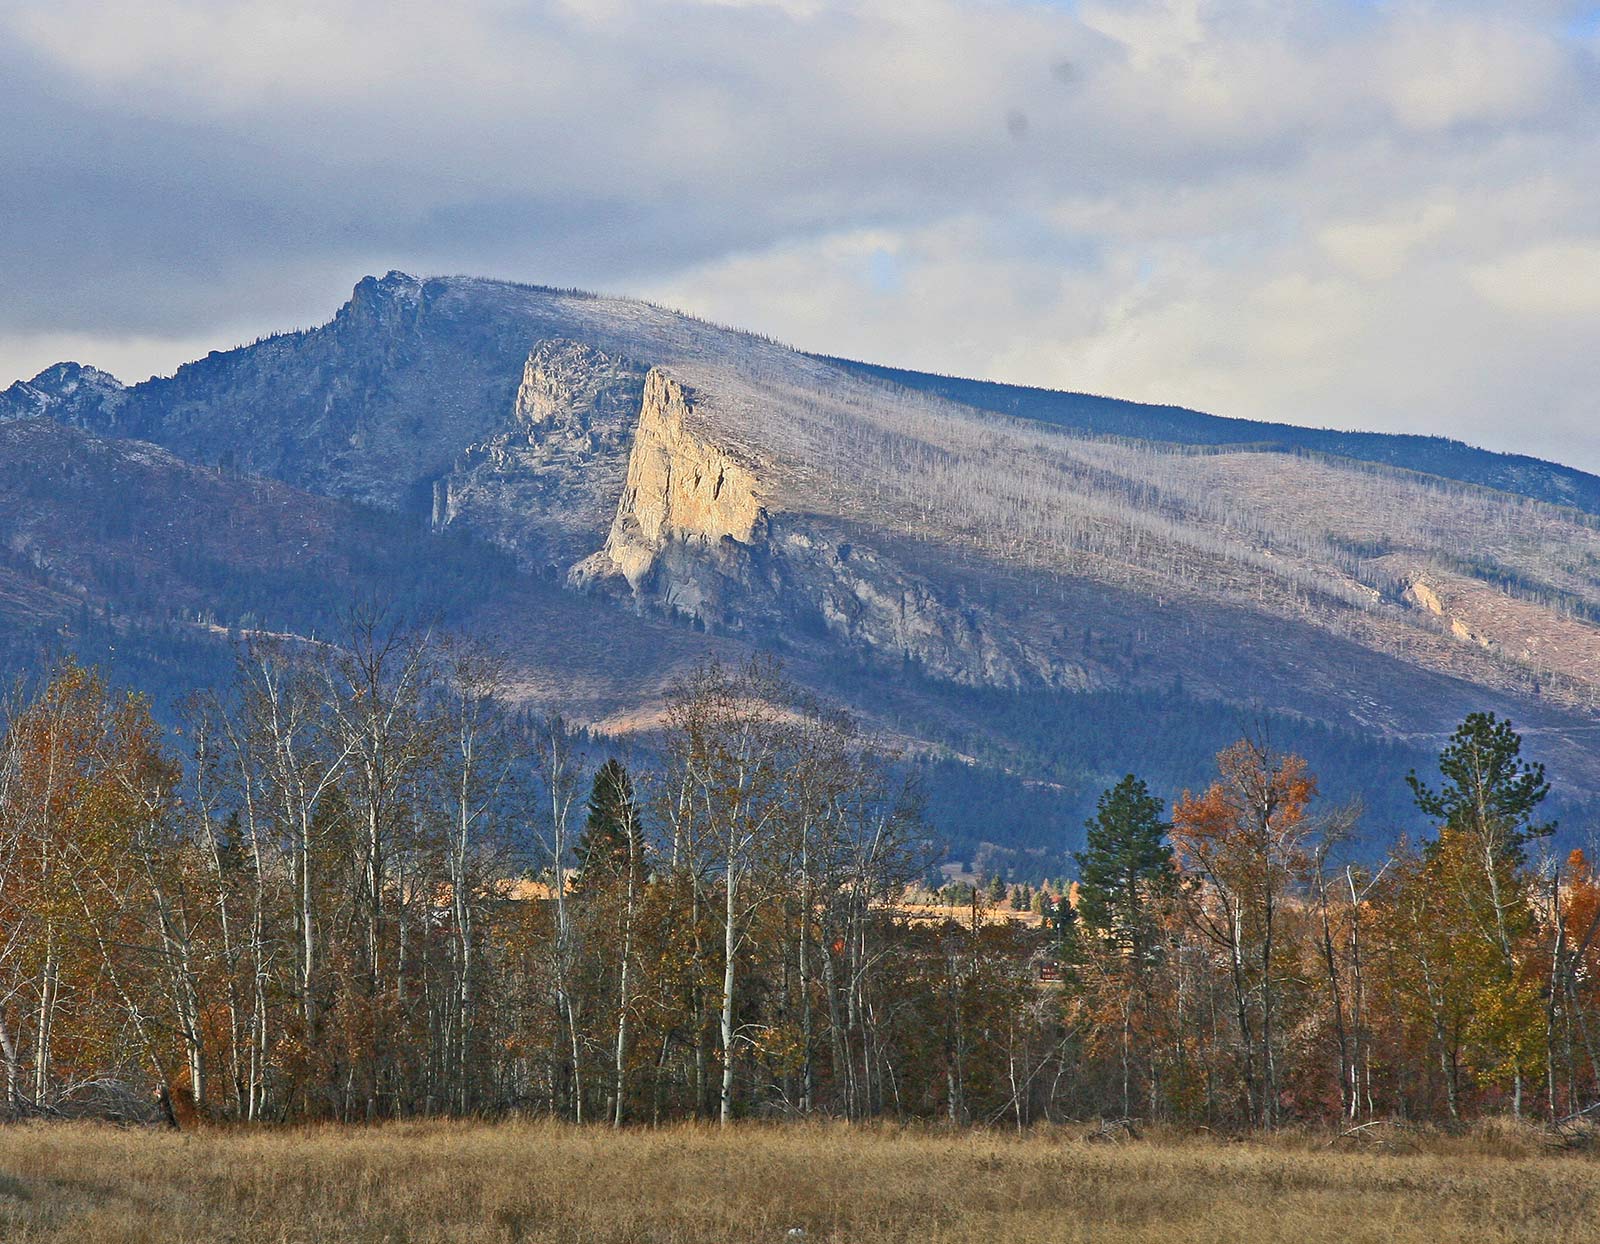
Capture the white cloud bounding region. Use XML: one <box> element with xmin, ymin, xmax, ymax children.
<box><xmin>1</xmin><ymin>0</ymin><xmax>1597</xmax><ymax>470</ymax></box>
<box><xmin>1469</xmin><ymin>242</ymin><xmax>1600</xmax><ymax>318</ymax></box>
<box><xmin>1377</xmin><ymin>12</ymin><xmax>1570</xmax><ymax>132</ymax></box>
<box><xmin>1318</xmin><ymin>201</ymin><xmax>1460</xmax><ymax>283</ymax></box>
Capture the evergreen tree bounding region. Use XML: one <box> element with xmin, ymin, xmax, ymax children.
<box><xmin>1406</xmin><ymin>714</ymin><xmax>1552</xmax><ymax>1116</ymax></box>
<box><xmin>1075</xmin><ymin>774</ymin><xmax>1174</xmax><ymax>961</ymax></box>
<box><xmin>1408</xmin><ymin>712</ymin><xmax>1553</xmax><ymax>864</ymax></box>
<box><xmin>574</xmin><ymin>758</ymin><xmax>641</xmax><ymax>893</ymax></box>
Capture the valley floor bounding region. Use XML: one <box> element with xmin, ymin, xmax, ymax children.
<box><xmin>1</xmin><ymin>1120</ymin><xmax>1597</xmax><ymax>1242</ymax></box>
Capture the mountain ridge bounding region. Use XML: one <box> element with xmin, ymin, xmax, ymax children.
<box><xmin>11</xmin><ymin>270</ymin><xmax>1597</xmax><ymax>516</ymax></box>
<box><xmin>3</xmin><ymin>270</ymin><xmax>1599</xmax><ymax>862</ymax></box>
<box><xmin>824</xmin><ymin>357</ymin><xmax>1600</xmax><ymax>516</ymax></box>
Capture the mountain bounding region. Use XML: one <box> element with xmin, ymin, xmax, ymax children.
<box><xmin>0</xmin><ymin>362</ymin><xmax>128</xmax><ymax>427</ymax></box>
<box><xmin>826</xmin><ymin>359</ymin><xmax>1600</xmax><ymax>516</ymax></box>
<box><xmin>0</xmin><ymin>415</ymin><xmax>760</xmax><ymax>727</ymax></box>
<box><xmin>5</xmin><ymin>271</ymin><xmax>1599</xmax><ymax>865</ymax></box>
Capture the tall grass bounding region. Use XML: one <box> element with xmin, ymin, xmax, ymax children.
<box><xmin>1</xmin><ymin>1120</ymin><xmax>1596</xmax><ymax>1243</ymax></box>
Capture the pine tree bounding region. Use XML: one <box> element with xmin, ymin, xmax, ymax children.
<box><xmin>1408</xmin><ymin>712</ymin><xmax>1553</xmax><ymax>865</ymax></box>
<box><xmin>574</xmin><ymin>759</ymin><xmax>641</xmax><ymax>893</ymax></box>
<box><xmin>1075</xmin><ymin>774</ymin><xmax>1174</xmax><ymax>962</ymax></box>
<box><xmin>1408</xmin><ymin>713</ymin><xmax>1552</xmax><ymax>1116</ymax></box>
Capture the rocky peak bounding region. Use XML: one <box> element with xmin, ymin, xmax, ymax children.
<box><xmin>624</xmin><ymin>370</ymin><xmax>766</xmax><ymax>551</ymax></box>
<box><xmin>0</xmin><ymin>362</ymin><xmax>127</xmax><ymax>427</ymax></box>
<box><xmin>337</xmin><ymin>270</ymin><xmax>426</xmax><ymax>335</ymax></box>
<box><xmin>430</xmin><ymin>339</ymin><xmax>648</xmax><ymax>571</ymax></box>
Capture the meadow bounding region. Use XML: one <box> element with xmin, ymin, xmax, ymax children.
<box><xmin>1</xmin><ymin>1120</ymin><xmax>1597</xmax><ymax>1244</ymax></box>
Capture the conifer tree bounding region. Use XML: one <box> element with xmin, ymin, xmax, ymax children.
<box><xmin>1408</xmin><ymin>712</ymin><xmax>1553</xmax><ymax>864</ymax></box>
<box><xmin>575</xmin><ymin>758</ymin><xmax>641</xmax><ymax>892</ymax></box>
<box><xmin>1075</xmin><ymin>775</ymin><xmax>1174</xmax><ymax>961</ymax></box>
<box><xmin>1047</xmin><ymin>892</ymin><xmax>1081</xmax><ymax>966</ymax></box>
<box><xmin>1408</xmin><ymin>713</ymin><xmax>1552</xmax><ymax>1115</ymax></box>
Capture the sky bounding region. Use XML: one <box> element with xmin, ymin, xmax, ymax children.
<box><xmin>2</xmin><ymin>0</ymin><xmax>1598</xmax><ymax>469</ymax></box>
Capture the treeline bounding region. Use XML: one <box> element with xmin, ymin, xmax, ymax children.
<box><xmin>1067</xmin><ymin>734</ymin><xmax>1593</xmax><ymax>1128</ymax></box>
<box><xmin>0</xmin><ymin>629</ymin><xmax>928</xmax><ymax>1126</ymax></box>
<box><xmin>0</xmin><ymin>618</ymin><xmax>1595</xmax><ymax>1130</ymax></box>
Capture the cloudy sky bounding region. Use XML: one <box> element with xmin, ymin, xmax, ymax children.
<box><xmin>3</xmin><ymin>0</ymin><xmax>1598</xmax><ymax>467</ymax></box>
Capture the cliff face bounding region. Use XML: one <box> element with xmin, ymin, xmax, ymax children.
<box><xmin>572</xmin><ymin>369</ymin><xmax>771</xmax><ymax>622</ymax></box>
<box><xmin>604</xmin><ymin>371</ymin><xmax>765</xmax><ymax>573</ymax></box>
<box><xmin>432</xmin><ymin>340</ymin><xmax>646</xmax><ymax>572</ymax></box>
<box><xmin>782</xmin><ymin>528</ymin><xmax>1091</xmax><ymax>689</ymax></box>
<box><xmin>573</xmin><ymin>369</ymin><xmax>1086</xmax><ymax>688</ymax></box>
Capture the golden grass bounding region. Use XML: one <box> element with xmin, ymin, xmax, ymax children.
<box><xmin>1</xmin><ymin>1119</ymin><xmax>1597</xmax><ymax>1243</ymax></box>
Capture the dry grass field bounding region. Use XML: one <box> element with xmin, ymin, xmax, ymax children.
<box><xmin>2</xmin><ymin>1121</ymin><xmax>1598</xmax><ymax>1244</ymax></box>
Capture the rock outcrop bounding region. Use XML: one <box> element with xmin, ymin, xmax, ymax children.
<box><xmin>573</xmin><ymin>369</ymin><xmax>1085</xmax><ymax>688</ymax></box>
<box><xmin>432</xmin><ymin>340</ymin><xmax>646</xmax><ymax>572</ymax></box>
<box><xmin>1405</xmin><ymin>575</ymin><xmax>1494</xmax><ymax>650</ymax></box>
<box><xmin>584</xmin><ymin>371</ymin><xmax>764</xmax><ymax>578</ymax></box>
<box><xmin>571</xmin><ymin>369</ymin><xmax>771</xmax><ymax>621</ymax></box>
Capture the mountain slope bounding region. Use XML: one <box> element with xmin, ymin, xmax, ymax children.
<box><xmin>0</xmin><ymin>415</ymin><xmax>776</xmax><ymax>723</ymax></box>
<box><xmin>0</xmin><ymin>417</ymin><xmax>1503</xmax><ymax>860</ymax></box>
<box><xmin>4</xmin><ymin>271</ymin><xmax>1599</xmax><ymax>858</ymax></box>
<box><xmin>826</xmin><ymin>358</ymin><xmax>1600</xmax><ymax>516</ymax></box>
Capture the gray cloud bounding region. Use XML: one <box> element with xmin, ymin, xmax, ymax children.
<box><xmin>2</xmin><ymin>0</ymin><xmax>1597</xmax><ymax>469</ymax></box>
